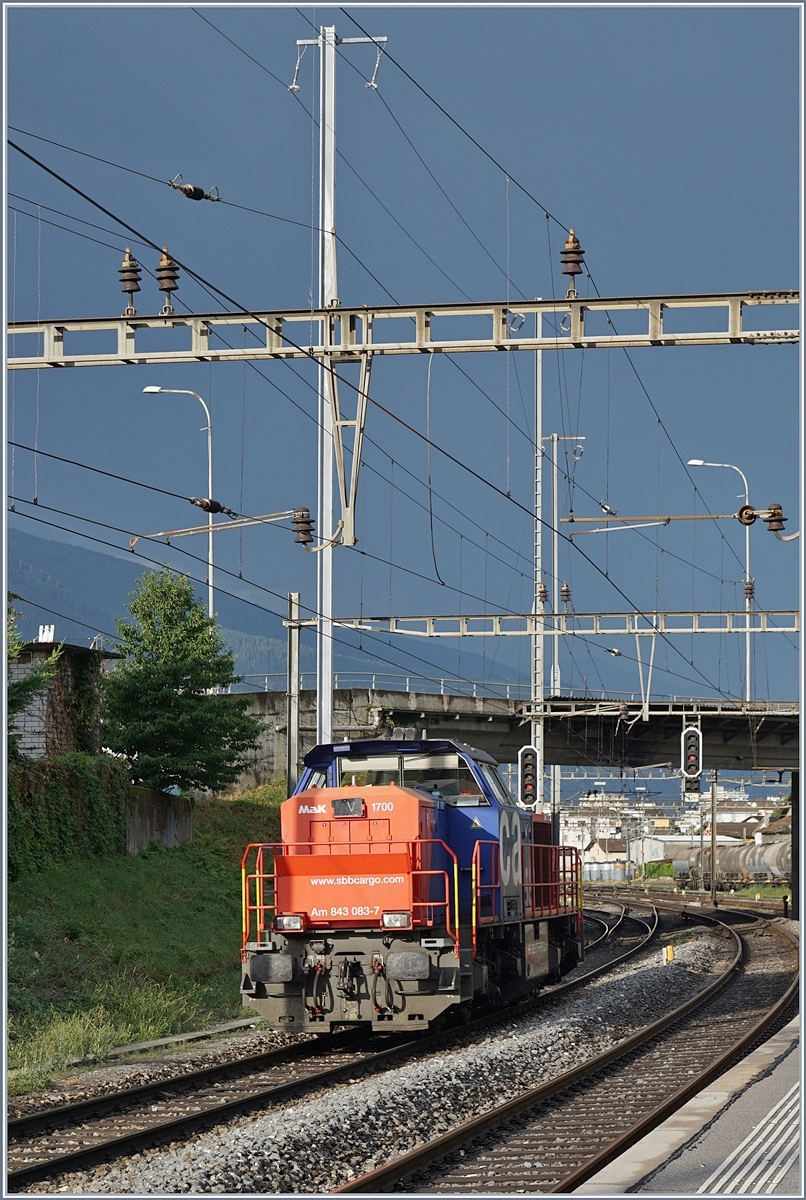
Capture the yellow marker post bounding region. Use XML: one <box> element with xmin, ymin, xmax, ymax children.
<box><xmin>665</xmin><ymin>944</ymin><xmax>675</xmax><ymax>964</ymax></box>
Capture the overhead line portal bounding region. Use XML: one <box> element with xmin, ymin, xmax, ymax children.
<box><xmin>6</xmin><ymin>289</ymin><xmax>799</xmax><ymax>370</ymax></box>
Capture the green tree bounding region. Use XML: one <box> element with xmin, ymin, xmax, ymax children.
<box><xmin>6</xmin><ymin>594</ymin><xmax>61</xmax><ymax>761</ymax></box>
<box><xmin>102</xmin><ymin>569</ymin><xmax>262</xmax><ymax>792</ymax></box>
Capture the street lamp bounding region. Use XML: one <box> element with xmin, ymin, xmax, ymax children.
<box><xmin>144</xmin><ymin>387</ymin><xmax>214</xmax><ymax>619</ymax></box>
<box><xmin>688</xmin><ymin>459</ymin><xmax>752</xmax><ymax>701</ymax></box>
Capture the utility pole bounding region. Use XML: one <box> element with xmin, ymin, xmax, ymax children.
<box><xmin>317</xmin><ymin>25</ymin><xmax>337</xmax><ymax>748</ymax></box>
<box><xmin>295</xmin><ymin>24</ymin><xmax>386</xmax><ymax>747</ymax></box>
<box><xmin>551</xmin><ymin>431</ymin><xmax>560</xmax><ymax>841</ymax></box>
<box><xmin>287</xmin><ymin>592</ymin><xmax>301</xmax><ymax>791</ymax></box>
<box><xmin>710</xmin><ymin>769</ymin><xmax>718</xmax><ymax>904</ymax></box>
<box><xmin>543</xmin><ymin>433</ymin><xmax>584</xmax><ymax>841</ymax></box>
<box><xmin>532</xmin><ymin>305</ymin><xmax>544</xmax><ymax>810</ymax></box>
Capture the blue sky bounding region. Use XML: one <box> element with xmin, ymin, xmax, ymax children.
<box><xmin>5</xmin><ymin>3</ymin><xmax>801</xmax><ymax>709</ymax></box>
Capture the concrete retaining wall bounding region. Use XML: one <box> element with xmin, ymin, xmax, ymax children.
<box><xmin>126</xmin><ymin>788</ymin><xmax>193</xmax><ymax>854</ymax></box>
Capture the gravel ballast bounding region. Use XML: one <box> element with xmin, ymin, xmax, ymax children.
<box><xmin>24</xmin><ymin>927</ymin><xmax>735</xmax><ymax>1194</ymax></box>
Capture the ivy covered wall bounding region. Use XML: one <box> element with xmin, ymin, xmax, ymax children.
<box><xmin>8</xmin><ymin>754</ymin><xmax>129</xmax><ymax>880</ymax></box>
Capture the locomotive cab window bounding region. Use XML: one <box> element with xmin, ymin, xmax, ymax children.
<box><xmin>402</xmin><ymin>754</ymin><xmax>490</xmax><ymax>806</ymax></box>
<box><xmin>336</xmin><ymin>755</ymin><xmax>401</xmax><ymax>787</ymax></box>
<box><xmin>331</xmin><ymin>751</ymin><xmax>491</xmax><ymax>805</ymax></box>
<box><xmin>477</xmin><ymin>762</ymin><xmax>515</xmax><ymax>806</ymax></box>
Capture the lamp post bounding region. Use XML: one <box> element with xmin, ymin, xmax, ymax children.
<box><xmin>143</xmin><ymin>387</ymin><xmax>214</xmax><ymax>619</ymax></box>
<box><xmin>688</xmin><ymin>459</ymin><xmax>752</xmax><ymax>701</ymax></box>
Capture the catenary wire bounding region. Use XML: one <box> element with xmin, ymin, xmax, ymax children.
<box><xmin>339</xmin><ymin>8</ymin><xmax>571</xmax><ymax>234</ymax></box>
<box><xmin>6</xmin><ymin>469</ymin><xmax>528</xmax><ymax>621</ymax></box>
<box><xmin>302</xmin><ymin>19</ymin><xmax>528</xmax><ymax>301</ymax></box>
<box><xmin>8</xmin><ymin>142</ymin><xmax>733</xmax><ymax>696</ymax></box>
<box><xmin>8</xmin><ymin>440</ymin><xmax>196</xmax><ymax>503</ymax></box>
<box><xmin>189</xmin><ymin>8</ymin><xmax>474</xmax><ymax>300</ymax></box>
<box><xmin>325</xmin><ymin>9</ymin><xmax>756</xmax><ymax>594</ymax></box>
<box><xmin>9</xmin><ymin>594</ymin><xmax>123</xmax><ymax>643</ymax></box>
<box><xmin>9</xmin><ymin>501</ymin><xmax>739</xmax><ymax>701</ymax></box>
<box><xmin>4</xmin><ymin>209</ymin><xmax>537</xmax><ymax>583</ymax></box>
<box><xmin>9</xmin><ymin>504</ymin><xmax>517</xmax><ymax>698</ymax></box>
<box><xmin>9</xmin><ymin>177</ymin><xmax>737</xmax><ymax>615</ymax></box>
<box><xmin>7</xmin><ymin>126</ymin><xmax>166</xmax><ymax>184</ymax></box>
<box><xmin>11</xmin><ymin>46</ymin><xmax>752</xmax><ymax>599</ymax></box>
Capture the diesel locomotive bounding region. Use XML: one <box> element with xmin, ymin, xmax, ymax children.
<box><xmin>240</xmin><ymin>738</ymin><xmax>582</xmax><ymax>1032</ymax></box>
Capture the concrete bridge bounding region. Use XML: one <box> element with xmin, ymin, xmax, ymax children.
<box><xmin>232</xmin><ymin>685</ymin><xmax>799</xmax><ymax>789</ymax></box>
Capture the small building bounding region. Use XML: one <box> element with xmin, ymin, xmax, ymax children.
<box><xmin>10</xmin><ymin>629</ymin><xmax>119</xmax><ymax>758</ymax></box>
<box><xmin>585</xmin><ymin>837</ymin><xmax>628</xmax><ymax>863</ymax></box>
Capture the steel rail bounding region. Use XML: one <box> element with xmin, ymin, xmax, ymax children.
<box><xmin>336</xmin><ymin>912</ymin><xmax>795</xmax><ymax>1194</ymax></box>
<box><xmin>596</xmin><ymin>885</ymin><xmax>791</xmax><ymax>919</ymax></box>
<box><xmin>6</xmin><ymin>1030</ymin><xmax>426</xmax><ymax>1190</ymax></box>
<box><xmin>550</xmin><ymin>922</ymin><xmax>799</xmax><ymax>1193</ymax></box>
<box><xmin>7</xmin><ymin>1028</ymin><xmax>350</xmax><ymax>1138</ymax></box>
<box><xmin>7</xmin><ymin>912</ymin><xmax>656</xmax><ymax>1191</ymax></box>
<box><xmin>334</xmin><ymin>907</ymin><xmax>742</xmax><ymax>1193</ymax></box>
<box><xmin>580</xmin><ymin>907</ymin><xmax>619</xmax><ymax>950</ymax></box>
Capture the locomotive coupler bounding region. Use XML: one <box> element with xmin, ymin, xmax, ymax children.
<box><xmin>336</xmin><ymin>958</ymin><xmax>362</xmax><ymax>999</ymax></box>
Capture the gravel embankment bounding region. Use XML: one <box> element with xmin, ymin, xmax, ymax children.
<box><xmin>25</xmin><ymin>928</ymin><xmax>733</xmax><ymax>1195</ymax></box>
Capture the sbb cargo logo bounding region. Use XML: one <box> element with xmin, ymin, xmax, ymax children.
<box><xmin>499</xmin><ymin>809</ymin><xmax>522</xmax><ymax>887</ymax></box>
<box><xmin>298</xmin><ymin>804</ymin><xmax>327</xmax><ymax>814</ymax></box>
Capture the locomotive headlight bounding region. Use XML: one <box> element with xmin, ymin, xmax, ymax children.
<box><xmin>382</xmin><ymin>912</ymin><xmax>412</xmax><ymax>929</ymax></box>
<box><xmin>274</xmin><ymin>915</ymin><xmax>304</xmax><ymax>931</ymax></box>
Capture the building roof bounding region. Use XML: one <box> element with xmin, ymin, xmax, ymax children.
<box><xmin>21</xmin><ymin>640</ymin><xmax>121</xmax><ymax>659</ymax></box>
<box><xmin>586</xmin><ymin>838</ymin><xmax>628</xmax><ymax>854</ymax></box>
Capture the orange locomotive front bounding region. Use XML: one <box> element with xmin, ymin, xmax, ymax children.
<box><xmin>241</xmin><ymin>739</ymin><xmax>581</xmax><ymax>1032</ymax></box>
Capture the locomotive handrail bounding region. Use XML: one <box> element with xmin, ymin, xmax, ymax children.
<box><xmin>471</xmin><ymin>841</ymin><xmax>583</xmax><ymax>955</ymax></box>
<box><xmin>242</xmin><ymin>839</ymin><xmax>460</xmax><ymax>954</ymax></box>
<box><xmin>471</xmin><ymin>841</ymin><xmax>501</xmax><ymax>954</ymax></box>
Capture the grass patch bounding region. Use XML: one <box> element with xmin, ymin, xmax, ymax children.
<box><xmin>724</xmin><ymin>883</ymin><xmax>791</xmax><ymax>899</ymax></box>
<box><xmin>7</xmin><ymin>792</ymin><xmax>284</xmax><ymax>1091</ymax></box>
<box><xmin>642</xmin><ymin>860</ymin><xmax>675</xmax><ymax>879</ymax></box>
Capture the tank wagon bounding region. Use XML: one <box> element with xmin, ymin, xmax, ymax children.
<box><xmin>241</xmin><ymin>739</ymin><xmax>582</xmax><ymax>1032</ymax></box>
<box><xmin>672</xmin><ymin>841</ymin><xmax>791</xmax><ymax>887</ymax></box>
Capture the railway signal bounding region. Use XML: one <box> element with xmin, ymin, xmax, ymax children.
<box><xmin>519</xmin><ymin>745</ymin><xmax>539</xmax><ymax>808</ymax></box>
<box><xmin>681</xmin><ymin>726</ymin><xmax>702</xmax><ymax>793</ymax></box>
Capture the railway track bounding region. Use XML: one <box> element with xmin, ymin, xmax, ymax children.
<box><xmin>6</xmin><ymin>906</ymin><xmax>654</xmax><ymax>1191</ymax></box>
<box><xmin>335</xmin><ymin>909</ymin><xmax>798</xmax><ymax>1194</ymax></box>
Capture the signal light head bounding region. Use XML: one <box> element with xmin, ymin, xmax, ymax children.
<box><xmin>518</xmin><ymin>746</ymin><xmax>539</xmax><ymax>807</ymax></box>
<box><xmin>681</xmin><ymin>726</ymin><xmax>702</xmax><ymax>781</ymax></box>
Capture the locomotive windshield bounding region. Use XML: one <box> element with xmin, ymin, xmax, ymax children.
<box><xmin>335</xmin><ymin>752</ymin><xmax>494</xmax><ymax>807</ymax></box>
